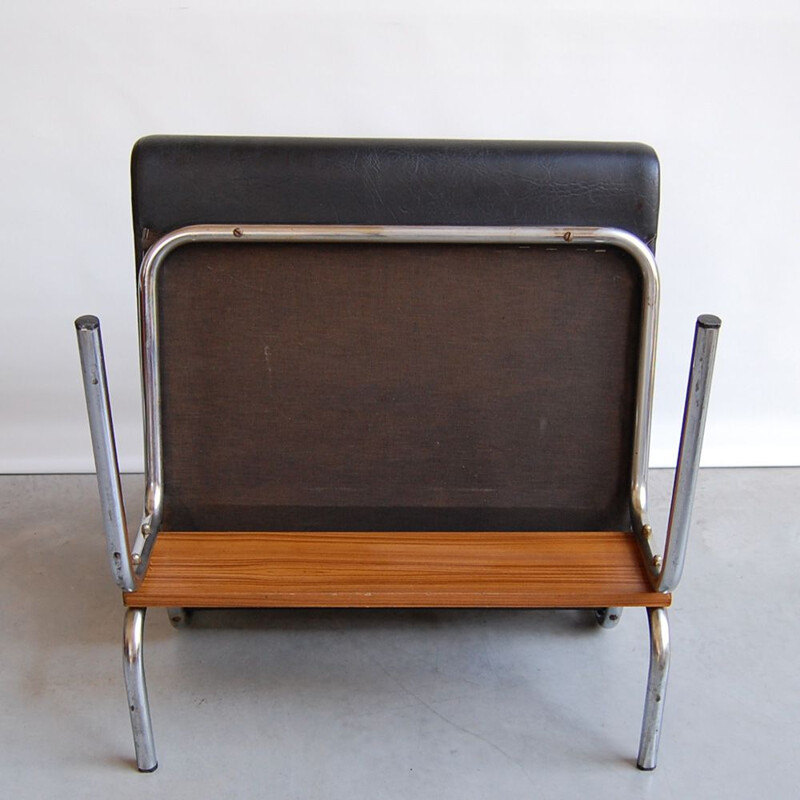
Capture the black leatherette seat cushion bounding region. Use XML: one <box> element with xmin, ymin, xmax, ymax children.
<box><xmin>131</xmin><ymin>136</ymin><xmax>659</xmax><ymax>266</ymax></box>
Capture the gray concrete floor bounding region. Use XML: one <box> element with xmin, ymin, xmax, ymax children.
<box><xmin>2</xmin><ymin>469</ymin><xmax>798</xmax><ymax>798</ymax></box>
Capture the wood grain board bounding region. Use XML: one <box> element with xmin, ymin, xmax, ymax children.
<box><xmin>125</xmin><ymin>531</ymin><xmax>669</xmax><ymax>608</ymax></box>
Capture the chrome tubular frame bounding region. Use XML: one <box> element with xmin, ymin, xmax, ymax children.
<box><xmin>637</xmin><ymin>607</ymin><xmax>671</xmax><ymax>770</ymax></box>
<box><xmin>135</xmin><ymin>224</ymin><xmax>661</xmax><ymax>560</ymax></box>
<box><xmin>76</xmin><ymin>315</ymin><xmax>140</xmax><ymax>591</ymax></box>
<box><xmin>657</xmin><ymin>315</ymin><xmax>721</xmax><ymax>592</ymax></box>
<box><xmin>77</xmin><ymin>224</ymin><xmax>720</xmax><ymax>773</ymax></box>
<box><xmin>123</xmin><ymin>608</ymin><xmax>157</xmax><ymax>772</ymax></box>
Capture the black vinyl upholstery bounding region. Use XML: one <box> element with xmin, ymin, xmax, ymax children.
<box><xmin>131</xmin><ymin>136</ymin><xmax>659</xmax><ymax>266</ymax></box>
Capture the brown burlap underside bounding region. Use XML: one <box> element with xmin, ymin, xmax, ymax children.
<box><xmin>156</xmin><ymin>242</ymin><xmax>642</xmax><ymax>532</ymax></box>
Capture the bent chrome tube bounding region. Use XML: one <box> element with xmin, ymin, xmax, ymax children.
<box><xmin>657</xmin><ymin>315</ymin><xmax>721</xmax><ymax>593</ymax></box>
<box><xmin>137</xmin><ymin>224</ymin><xmax>661</xmax><ymax>540</ymax></box>
<box><xmin>76</xmin><ymin>315</ymin><xmax>139</xmax><ymax>591</ymax></box>
<box><xmin>637</xmin><ymin>607</ymin><xmax>670</xmax><ymax>769</ymax></box>
<box><xmin>123</xmin><ymin>608</ymin><xmax>157</xmax><ymax>772</ymax></box>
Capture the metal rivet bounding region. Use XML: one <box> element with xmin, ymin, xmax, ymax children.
<box><xmin>652</xmin><ymin>554</ymin><xmax>663</xmax><ymax>569</ymax></box>
<box><xmin>643</xmin><ymin>524</ymin><xmax>652</xmax><ymax>539</ymax></box>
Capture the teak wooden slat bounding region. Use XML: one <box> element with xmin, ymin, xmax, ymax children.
<box><xmin>125</xmin><ymin>531</ymin><xmax>669</xmax><ymax>609</ymax></box>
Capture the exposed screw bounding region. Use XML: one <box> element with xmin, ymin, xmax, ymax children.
<box><xmin>132</xmin><ymin>553</ymin><xmax>141</xmax><ymax>566</ymax></box>
<box><xmin>233</xmin><ymin>227</ymin><xmax>243</xmax><ymax>238</ymax></box>
<box><xmin>563</xmin><ymin>231</ymin><xmax>573</xmax><ymax>242</ymax></box>
<box><xmin>652</xmin><ymin>554</ymin><xmax>663</xmax><ymax>569</ymax></box>
<box><xmin>643</xmin><ymin>524</ymin><xmax>652</xmax><ymax>539</ymax></box>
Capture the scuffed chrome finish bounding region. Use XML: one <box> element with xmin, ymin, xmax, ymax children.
<box><xmin>137</xmin><ymin>224</ymin><xmax>660</xmax><ymax>539</ymax></box>
<box><xmin>75</xmin><ymin>316</ymin><xmax>139</xmax><ymax>591</ymax></box>
<box><xmin>594</xmin><ymin>607</ymin><xmax>623</xmax><ymax>628</ymax></box>
<box><xmin>123</xmin><ymin>608</ymin><xmax>158</xmax><ymax>772</ymax></box>
<box><xmin>637</xmin><ymin>607</ymin><xmax>670</xmax><ymax>770</ymax></box>
<box><xmin>657</xmin><ymin>315</ymin><xmax>721</xmax><ymax>593</ymax></box>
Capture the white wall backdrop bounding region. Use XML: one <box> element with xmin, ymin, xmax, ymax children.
<box><xmin>1</xmin><ymin>0</ymin><xmax>798</xmax><ymax>472</ymax></box>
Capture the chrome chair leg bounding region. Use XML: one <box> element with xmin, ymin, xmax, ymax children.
<box><xmin>637</xmin><ymin>606</ymin><xmax>670</xmax><ymax>770</ymax></box>
<box><xmin>123</xmin><ymin>608</ymin><xmax>158</xmax><ymax>772</ymax></box>
<box><xmin>594</xmin><ymin>607</ymin><xmax>623</xmax><ymax>628</ymax></box>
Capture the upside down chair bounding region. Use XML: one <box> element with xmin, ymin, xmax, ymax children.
<box><xmin>76</xmin><ymin>136</ymin><xmax>720</xmax><ymax>772</ymax></box>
